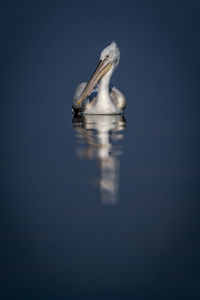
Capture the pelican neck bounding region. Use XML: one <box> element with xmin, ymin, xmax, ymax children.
<box><xmin>98</xmin><ymin>68</ymin><xmax>113</xmax><ymax>96</ymax></box>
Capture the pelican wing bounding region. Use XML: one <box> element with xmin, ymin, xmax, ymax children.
<box><xmin>110</xmin><ymin>86</ymin><xmax>126</xmax><ymax>111</ymax></box>
<box><xmin>73</xmin><ymin>83</ymin><xmax>87</xmax><ymax>105</ymax></box>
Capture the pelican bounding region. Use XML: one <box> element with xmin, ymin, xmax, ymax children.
<box><xmin>73</xmin><ymin>42</ymin><xmax>126</xmax><ymax>115</ymax></box>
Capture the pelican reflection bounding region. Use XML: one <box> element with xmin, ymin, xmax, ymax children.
<box><xmin>72</xmin><ymin>115</ymin><xmax>126</xmax><ymax>204</ymax></box>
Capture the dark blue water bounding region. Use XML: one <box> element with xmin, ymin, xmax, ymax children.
<box><xmin>1</xmin><ymin>1</ymin><xmax>200</xmax><ymax>299</ymax></box>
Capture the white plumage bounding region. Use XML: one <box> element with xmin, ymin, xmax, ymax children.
<box><xmin>73</xmin><ymin>42</ymin><xmax>126</xmax><ymax>115</ymax></box>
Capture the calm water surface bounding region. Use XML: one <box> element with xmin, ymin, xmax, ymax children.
<box><xmin>1</xmin><ymin>97</ymin><xmax>200</xmax><ymax>299</ymax></box>
<box><xmin>1</xmin><ymin>1</ymin><xmax>200</xmax><ymax>299</ymax></box>
<box><xmin>73</xmin><ymin>115</ymin><xmax>126</xmax><ymax>204</ymax></box>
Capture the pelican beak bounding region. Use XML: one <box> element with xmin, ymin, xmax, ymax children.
<box><xmin>77</xmin><ymin>59</ymin><xmax>112</xmax><ymax>105</ymax></box>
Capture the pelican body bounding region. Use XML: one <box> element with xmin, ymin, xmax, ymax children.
<box><xmin>73</xmin><ymin>42</ymin><xmax>126</xmax><ymax>115</ymax></box>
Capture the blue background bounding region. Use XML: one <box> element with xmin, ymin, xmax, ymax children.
<box><xmin>1</xmin><ymin>0</ymin><xmax>200</xmax><ymax>299</ymax></box>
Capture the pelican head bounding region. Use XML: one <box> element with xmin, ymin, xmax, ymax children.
<box><xmin>77</xmin><ymin>42</ymin><xmax>120</xmax><ymax>105</ymax></box>
<box><xmin>100</xmin><ymin>41</ymin><xmax>120</xmax><ymax>69</ymax></box>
